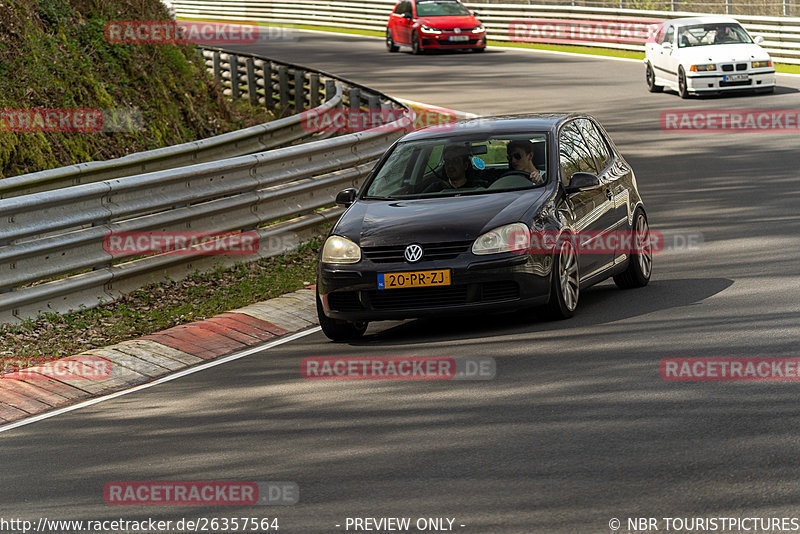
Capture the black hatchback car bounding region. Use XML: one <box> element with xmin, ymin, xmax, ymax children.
<box><xmin>316</xmin><ymin>114</ymin><xmax>652</xmax><ymax>341</ymax></box>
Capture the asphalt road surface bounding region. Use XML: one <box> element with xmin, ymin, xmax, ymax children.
<box><xmin>2</xmin><ymin>33</ymin><xmax>800</xmax><ymax>534</ymax></box>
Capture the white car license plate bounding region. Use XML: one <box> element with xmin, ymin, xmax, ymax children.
<box><xmin>448</xmin><ymin>35</ymin><xmax>469</xmax><ymax>42</ymax></box>
<box><xmin>724</xmin><ymin>74</ymin><xmax>749</xmax><ymax>82</ymax></box>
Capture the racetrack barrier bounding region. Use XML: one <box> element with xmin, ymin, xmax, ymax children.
<box><xmin>167</xmin><ymin>0</ymin><xmax>800</xmax><ymax>64</ymax></box>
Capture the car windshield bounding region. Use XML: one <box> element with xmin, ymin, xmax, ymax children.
<box><xmin>416</xmin><ymin>1</ymin><xmax>471</xmax><ymax>17</ymax></box>
<box><xmin>363</xmin><ymin>134</ymin><xmax>548</xmax><ymax>200</ymax></box>
<box><xmin>677</xmin><ymin>23</ymin><xmax>753</xmax><ymax>47</ymax></box>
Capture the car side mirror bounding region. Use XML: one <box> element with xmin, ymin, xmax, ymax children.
<box><xmin>564</xmin><ymin>172</ymin><xmax>600</xmax><ymax>194</ymax></box>
<box><xmin>662</xmin><ymin>41</ymin><xmax>672</xmax><ymax>49</ymax></box>
<box><xmin>754</xmin><ymin>35</ymin><xmax>765</xmax><ymax>44</ymax></box>
<box><xmin>402</xmin><ymin>12</ymin><xmax>412</xmax><ymax>19</ymax></box>
<box><xmin>335</xmin><ymin>188</ymin><xmax>358</xmax><ymax>206</ymax></box>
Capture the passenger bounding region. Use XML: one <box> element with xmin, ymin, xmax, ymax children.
<box><xmin>506</xmin><ymin>140</ymin><xmax>544</xmax><ymax>184</ymax></box>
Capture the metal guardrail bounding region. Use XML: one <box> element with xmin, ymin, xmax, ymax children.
<box><xmin>0</xmin><ymin>50</ymin><xmax>414</xmax><ymax>323</ymax></box>
<box><xmin>168</xmin><ymin>0</ymin><xmax>800</xmax><ymax>63</ymax></box>
<box><xmin>0</xmin><ymin>48</ymin><xmax>346</xmax><ymax>199</ymax></box>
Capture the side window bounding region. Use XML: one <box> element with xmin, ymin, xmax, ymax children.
<box><xmin>396</xmin><ymin>1</ymin><xmax>411</xmax><ymax>16</ymax></box>
<box><xmin>663</xmin><ymin>25</ymin><xmax>673</xmax><ymax>45</ymax></box>
<box><xmin>576</xmin><ymin>119</ymin><xmax>612</xmax><ymax>173</ymax></box>
<box><xmin>559</xmin><ymin>122</ymin><xmax>597</xmax><ymax>184</ymax></box>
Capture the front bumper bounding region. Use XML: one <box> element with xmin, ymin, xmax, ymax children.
<box><xmin>686</xmin><ymin>69</ymin><xmax>775</xmax><ymax>92</ymax></box>
<box><xmin>318</xmin><ymin>253</ymin><xmax>551</xmax><ymax>322</ymax></box>
<box><xmin>419</xmin><ymin>32</ymin><xmax>486</xmax><ymax>49</ymax></box>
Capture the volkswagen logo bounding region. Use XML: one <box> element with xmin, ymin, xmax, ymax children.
<box><xmin>454</xmin><ymin>27</ymin><xmax>462</xmax><ymax>34</ymax></box>
<box><xmin>404</xmin><ymin>244</ymin><xmax>424</xmax><ymax>263</ymax></box>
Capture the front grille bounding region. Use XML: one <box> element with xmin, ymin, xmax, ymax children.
<box><xmin>720</xmin><ymin>80</ymin><xmax>752</xmax><ymax>87</ymax></box>
<box><xmin>482</xmin><ymin>281</ymin><xmax>520</xmax><ymax>301</ymax></box>
<box><xmin>736</xmin><ymin>62</ymin><xmax>747</xmax><ymax>71</ymax></box>
<box><xmin>328</xmin><ymin>291</ymin><xmax>363</xmax><ymax>312</ymax></box>
<box><xmin>722</xmin><ymin>64</ymin><xmax>734</xmax><ymax>71</ymax></box>
<box><xmin>440</xmin><ymin>39</ymin><xmax>479</xmax><ymax>45</ymax></box>
<box><xmin>362</xmin><ymin>241</ymin><xmax>471</xmax><ymax>263</ymax></box>
<box><xmin>369</xmin><ymin>286</ymin><xmax>469</xmax><ymax>309</ymax></box>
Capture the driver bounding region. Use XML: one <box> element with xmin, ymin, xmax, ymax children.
<box><xmin>506</xmin><ymin>140</ymin><xmax>544</xmax><ymax>184</ymax></box>
<box><xmin>425</xmin><ymin>145</ymin><xmax>486</xmax><ymax>191</ymax></box>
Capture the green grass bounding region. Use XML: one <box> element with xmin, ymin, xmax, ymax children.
<box><xmin>0</xmin><ymin>0</ymin><xmax>273</xmax><ymax>178</ymax></box>
<box><xmin>0</xmin><ymin>236</ymin><xmax>325</xmax><ymax>360</ymax></box>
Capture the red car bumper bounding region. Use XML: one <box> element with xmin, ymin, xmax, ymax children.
<box><xmin>419</xmin><ymin>32</ymin><xmax>486</xmax><ymax>50</ymax></box>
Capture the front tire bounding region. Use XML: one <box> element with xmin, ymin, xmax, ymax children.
<box><xmin>546</xmin><ymin>236</ymin><xmax>579</xmax><ymax>319</ymax></box>
<box><xmin>411</xmin><ymin>30</ymin><xmax>422</xmax><ymax>54</ymax></box>
<box><xmin>386</xmin><ymin>29</ymin><xmax>399</xmax><ymax>52</ymax></box>
<box><xmin>317</xmin><ymin>292</ymin><xmax>368</xmax><ymax>341</ymax></box>
<box><xmin>678</xmin><ymin>67</ymin><xmax>689</xmax><ymax>99</ymax></box>
<box><xmin>614</xmin><ymin>209</ymin><xmax>652</xmax><ymax>289</ymax></box>
<box><xmin>646</xmin><ymin>62</ymin><xmax>663</xmax><ymax>93</ymax></box>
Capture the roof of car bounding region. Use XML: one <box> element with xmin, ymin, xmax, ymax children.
<box><xmin>666</xmin><ymin>16</ymin><xmax>741</xmax><ymax>26</ymax></box>
<box><xmin>401</xmin><ymin>113</ymin><xmax>579</xmax><ymax>141</ymax></box>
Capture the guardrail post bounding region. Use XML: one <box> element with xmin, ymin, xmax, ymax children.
<box><xmin>261</xmin><ymin>60</ymin><xmax>274</xmax><ymax>110</ymax></box>
<box><xmin>230</xmin><ymin>55</ymin><xmax>240</xmax><ymax>99</ymax></box>
<box><xmin>726</xmin><ymin>0</ymin><xmax>732</xmax><ymax>13</ymax></box>
<box><xmin>213</xmin><ymin>52</ymin><xmax>222</xmax><ymax>85</ymax></box>
<box><xmin>325</xmin><ymin>79</ymin><xmax>336</xmax><ymax>102</ymax></box>
<box><xmin>309</xmin><ymin>74</ymin><xmax>320</xmax><ymax>108</ymax></box>
<box><xmin>349</xmin><ymin>88</ymin><xmax>361</xmax><ymax>110</ymax></box>
<box><xmin>294</xmin><ymin>69</ymin><xmax>306</xmax><ymax>114</ymax></box>
<box><xmin>784</xmin><ymin>0</ymin><xmax>790</xmax><ymax>16</ymax></box>
<box><xmin>367</xmin><ymin>95</ymin><xmax>380</xmax><ymax>129</ymax></box>
<box><xmin>246</xmin><ymin>58</ymin><xmax>257</xmax><ymax>106</ymax></box>
<box><xmin>670</xmin><ymin>0</ymin><xmax>675</xmax><ymax>10</ymax></box>
<box><xmin>278</xmin><ymin>66</ymin><xmax>289</xmax><ymax>116</ymax></box>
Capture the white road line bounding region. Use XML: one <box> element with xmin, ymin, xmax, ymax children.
<box><xmin>0</xmin><ymin>327</ymin><xmax>322</xmax><ymax>434</ymax></box>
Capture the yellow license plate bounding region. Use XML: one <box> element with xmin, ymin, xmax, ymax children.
<box><xmin>378</xmin><ymin>269</ymin><xmax>451</xmax><ymax>290</ymax></box>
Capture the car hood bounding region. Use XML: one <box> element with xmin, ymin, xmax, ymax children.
<box><xmin>416</xmin><ymin>15</ymin><xmax>479</xmax><ymax>30</ymax></box>
<box><xmin>336</xmin><ymin>190</ymin><xmax>547</xmax><ymax>247</ymax></box>
<box><xmin>679</xmin><ymin>43</ymin><xmax>770</xmax><ymax>62</ymax></box>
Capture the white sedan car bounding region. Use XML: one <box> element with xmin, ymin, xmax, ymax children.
<box><xmin>645</xmin><ymin>16</ymin><xmax>775</xmax><ymax>98</ymax></box>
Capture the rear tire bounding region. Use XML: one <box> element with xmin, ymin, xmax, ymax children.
<box><xmin>614</xmin><ymin>209</ymin><xmax>652</xmax><ymax>289</ymax></box>
<box><xmin>546</xmin><ymin>236</ymin><xmax>579</xmax><ymax>319</ymax></box>
<box><xmin>646</xmin><ymin>62</ymin><xmax>663</xmax><ymax>93</ymax></box>
<box><xmin>473</xmin><ymin>46</ymin><xmax>486</xmax><ymax>53</ymax></box>
<box><xmin>317</xmin><ymin>292</ymin><xmax>368</xmax><ymax>341</ymax></box>
<box><xmin>386</xmin><ymin>29</ymin><xmax>399</xmax><ymax>52</ymax></box>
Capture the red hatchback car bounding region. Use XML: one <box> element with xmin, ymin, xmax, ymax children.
<box><xmin>386</xmin><ymin>0</ymin><xmax>487</xmax><ymax>54</ymax></box>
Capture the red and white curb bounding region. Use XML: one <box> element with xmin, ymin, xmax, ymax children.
<box><xmin>0</xmin><ymin>286</ymin><xmax>319</xmax><ymax>425</ymax></box>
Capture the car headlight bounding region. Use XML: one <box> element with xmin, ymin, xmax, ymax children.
<box><xmin>322</xmin><ymin>236</ymin><xmax>361</xmax><ymax>264</ymax></box>
<box><xmin>752</xmin><ymin>60</ymin><xmax>772</xmax><ymax>68</ymax></box>
<box><xmin>471</xmin><ymin>24</ymin><xmax>485</xmax><ymax>33</ymax></box>
<box><xmin>420</xmin><ymin>25</ymin><xmax>442</xmax><ymax>34</ymax></box>
<box><xmin>689</xmin><ymin>64</ymin><xmax>715</xmax><ymax>72</ymax></box>
<box><xmin>472</xmin><ymin>223</ymin><xmax>530</xmax><ymax>256</ymax></box>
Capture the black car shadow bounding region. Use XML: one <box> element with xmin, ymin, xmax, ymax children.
<box><xmin>345</xmin><ymin>277</ymin><xmax>734</xmax><ymax>346</ymax></box>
